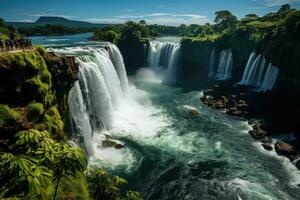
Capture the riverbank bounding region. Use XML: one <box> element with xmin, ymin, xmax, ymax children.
<box><xmin>200</xmin><ymin>83</ymin><xmax>300</xmax><ymax>170</ymax></box>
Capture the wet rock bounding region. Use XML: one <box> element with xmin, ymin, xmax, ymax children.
<box><xmin>275</xmin><ymin>141</ymin><xmax>296</xmax><ymax>157</ymax></box>
<box><xmin>103</xmin><ymin>132</ymin><xmax>113</xmax><ymax>139</ymax></box>
<box><xmin>102</xmin><ymin>139</ymin><xmax>125</xmax><ymax>149</ymax></box>
<box><xmin>261</xmin><ymin>137</ymin><xmax>272</xmax><ymax>144</ymax></box>
<box><xmin>203</xmin><ymin>89</ymin><xmax>213</xmax><ymax>95</ymax></box>
<box><xmin>115</xmin><ymin>143</ymin><xmax>125</xmax><ymax>149</ymax></box>
<box><xmin>237</xmin><ymin>100</ymin><xmax>248</xmax><ymax>109</ymax></box>
<box><xmin>184</xmin><ymin>105</ymin><xmax>200</xmax><ymax>116</ymax></box>
<box><xmin>221</xmin><ymin>96</ymin><xmax>229</xmax><ymax>104</ymax></box>
<box><xmin>226</xmin><ymin>107</ymin><xmax>242</xmax><ymax>116</ymax></box>
<box><xmin>249</xmin><ymin>127</ymin><xmax>267</xmax><ymax>139</ymax></box>
<box><xmin>262</xmin><ymin>143</ymin><xmax>273</xmax><ymax>151</ymax></box>
<box><xmin>214</xmin><ymin>101</ymin><xmax>225</xmax><ymax>109</ymax></box>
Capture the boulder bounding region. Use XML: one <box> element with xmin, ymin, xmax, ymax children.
<box><xmin>221</xmin><ymin>96</ymin><xmax>229</xmax><ymax>104</ymax></box>
<box><xmin>237</xmin><ymin>100</ymin><xmax>248</xmax><ymax>109</ymax></box>
<box><xmin>275</xmin><ymin>141</ymin><xmax>296</xmax><ymax>156</ymax></box>
<box><xmin>102</xmin><ymin>139</ymin><xmax>125</xmax><ymax>149</ymax></box>
<box><xmin>262</xmin><ymin>143</ymin><xmax>273</xmax><ymax>151</ymax></box>
<box><xmin>203</xmin><ymin>89</ymin><xmax>213</xmax><ymax>95</ymax></box>
<box><xmin>115</xmin><ymin>143</ymin><xmax>125</xmax><ymax>149</ymax></box>
<box><xmin>249</xmin><ymin>128</ymin><xmax>267</xmax><ymax>139</ymax></box>
<box><xmin>261</xmin><ymin>137</ymin><xmax>272</xmax><ymax>144</ymax></box>
<box><xmin>214</xmin><ymin>101</ymin><xmax>225</xmax><ymax>109</ymax></box>
<box><xmin>183</xmin><ymin>105</ymin><xmax>200</xmax><ymax>116</ymax></box>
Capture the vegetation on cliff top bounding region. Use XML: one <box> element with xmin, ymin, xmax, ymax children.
<box><xmin>0</xmin><ymin>18</ymin><xmax>24</xmax><ymax>41</ymax></box>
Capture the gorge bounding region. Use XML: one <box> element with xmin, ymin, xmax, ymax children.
<box><xmin>1</xmin><ymin>2</ymin><xmax>300</xmax><ymax>200</ymax></box>
<box><xmin>35</xmin><ymin>33</ymin><xmax>300</xmax><ymax>199</ymax></box>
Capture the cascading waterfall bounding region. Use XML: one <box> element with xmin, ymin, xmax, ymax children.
<box><xmin>215</xmin><ymin>49</ymin><xmax>233</xmax><ymax>80</ymax></box>
<box><xmin>208</xmin><ymin>48</ymin><xmax>216</xmax><ymax>78</ymax></box>
<box><xmin>64</xmin><ymin>45</ymin><xmax>129</xmax><ymax>156</ymax></box>
<box><xmin>107</xmin><ymin>44</ymin><xmax>129</xmax><ymax>95</ymax></box>
<box><xmin>163</xmin><ymin>45</ymin><xmax>181</xmax><ymax>84</ymax></box>
<box><xmin>259</xmin><ymin>64</ymin><xmax>279</xmax><ymax>92</ymax></box>
<box><xmin>147</xmin><ymin>41</ymin><xmax>179</xmax><ymax>68</ymax></box>
<box><xmin>238</xmin><ymin>52</ymin><xmax>279</xmax><ymax>91</ymax></box>
<box><xmin>147</xmin><ymin>40</ymin><xmax>181</xmax><ymax>84</ymax></box>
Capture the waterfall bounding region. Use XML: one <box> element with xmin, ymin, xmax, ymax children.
<box><xmin>51</xmin><ymin>44</ymin><xmax>129</xmax><ymax>156</ymax></box>
<box><xmin>147</xmin><ymin>40</ymin><xmax>181</xmax><ymax>84</ymax></box>
<box><xmin>163</xmin><ymin>45</ymin><xmax>181</xmax><ymax>84</ymax></box>
<box><xmin>259</xmin><ymin>64</ymin><xmax>279</xmax><ymax>92</ymax></box>
<box><xmin>239</xmin><ymin>52</ymin><xmax>256</xmax><ymax>85</ymax></box>
<box><xmin>238</xmin><ymin>52</ymin><xmax>279</xmax><ymax>91</ymax></box>
<box><xmin>107</xmin><ymin>44</ymin><xmax>129</xmax><ymax>95</ymax></box>
<box><xmin>147</xmin><ymin>41</ymin><xmax>178</xmax><ymax>68</ymax></box>
<box><xmin>215</xmin><ymin>49</ymin><xmax>233</xmax><ymax>80</ymax></box>
<box><xmin>208</xmin><ymin>48</ymin><xmax>216</xmax><ymax>78</ymax></box>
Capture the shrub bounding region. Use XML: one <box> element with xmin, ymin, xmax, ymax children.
<box><xmin>86</xmin><ymin>168</ymin><xmax>142</xmax><ymax>200</ymax></box>
<box><xmin>27</xmin><ymin>102</ymin><xmax>44</xmax><ymax>122</ymax></box>
<box><xmin>44</xmin><ymin>106</ymin><xmax>64</xmax><ymax>138</ymax></box>
<box><xmin>0</xmin><ymin>104</ymin><xmax>20</xmax><ymax>127</ymax></box>
<box><xmin>36</xmin><ymin>45</ymin><xmax>47</xmax><ymax>56</ymax></box>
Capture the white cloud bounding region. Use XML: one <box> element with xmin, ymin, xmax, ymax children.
<box><xmin>87</xmin><ymin>13</ymin><xmax>208</xmax><ymax>26</ymax></box>
<box><xmin>21</xmin><ymin>19</ymin><xmax>34</xmax><ymax>22</ymax></box>
<box><xmin>28</xmin><ymin>13</ymin><xmax>74</xmax><ymax>19</ymax></box>
<box><xmin>253</xmin><ymin>0</ymin><xmax>300</xmax><ymax>7</ymax></box>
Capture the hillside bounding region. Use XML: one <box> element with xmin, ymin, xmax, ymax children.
<box><xmin>8</xmin><ymin>16</ymin><xmax>112</xmax><ymax>28</ymax></box>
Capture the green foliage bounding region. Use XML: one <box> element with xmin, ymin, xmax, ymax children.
<box><xmin>1</xmin><ymin>51</ymin><xmax>55</xmax><ymax>106</ymax></box>
<box><xmin>36</xmin><ymin>45</ymin><xmax>46</xmax><ymax>56</ymax></box>
<box><xmin>58</xmin><ymin>172</ymin><xmax>90</xmax><ymax>200</ymax></box>
<box><xmin>0</xmin><ymin>129</ymin><xmax>85</xmax><ymax>199</ymax></box>
<box><xmin>86</xmin><ymin>168</ymin><xmax>142</xmax><ymax>200</ymax></box>
<box><xmin>93</xmin><ymin>29</ymin><xmax>120</xmax><ymax>44</ymax></box>
<box><xmin>18</xmin><ymin>24</ymin><xmax>91</xmax><ymax>36</ymax></box>
<box><xmin>0</xmin><ymin>104</ymin><xmax>20</xmax><ymax>128</ymax></box>
<box><xmin>214</xmin><ymin>10</ymin><xmax>238</xmax><ymax>33</ymax></box>
<box><xmin>0</xmin><ymin>18</ymin><xmax>23</xmax><ymax>41</ymax></box>
<box><xmin>27</xmin><ymin>102</ymin><xmax>44</xmax><ymax>122</ymax></box>
<box><xmin>44</xmin><ymin>106</ymin><xmax>64</xmax><ymax>138</ymax></box>
<box><xmin>124</xmin><ymin>191</ymin><xmax>143</xmax><ymax>200</ymax></box>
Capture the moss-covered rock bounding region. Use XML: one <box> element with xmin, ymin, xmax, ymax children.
<box><xmin>43</xmin><ymin>53</ymin><xmax>78</xmax><ymax>122</ymax></box>
<box><xmin>44</xmin><ymin>106</ymin><xmax>64</xmax><ymax>140</ymax></box>
<box><xmin>0</xmin><ymin>104</ymin><xmax>20</xmax><ymax>128</ymax></box>
<box><xmin>27</xmin><ymin>102</ymin><xmax>44</xmax><ymax>122</ymax></box>
<box><xmin>0</xmin><ymin>51</ymin><xmax>54</xmax><ymax>106</ymax></box>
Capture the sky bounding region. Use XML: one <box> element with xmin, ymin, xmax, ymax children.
<box><xmin>1</xmin><ymin>0</ymin><xmax>300</xmax><ymax>26</ymax></box>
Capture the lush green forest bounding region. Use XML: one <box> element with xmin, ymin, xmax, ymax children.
<box><xmin>93</xmin><ymin>4</ymin><xmax>300</xmax><ymax>43</ymax></box>
<box><xmin>18</xmin><ymin>24</ymin><xmax>92</xmax><ymax>36</ymax></box>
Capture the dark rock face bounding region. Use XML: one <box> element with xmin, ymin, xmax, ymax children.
<box><xmin>262</xmin><ymin>143</ymin><xmax>273</xmax><ymax>151</ymax></box>
<box><xmin>44</xmin><ymin>53</ymin><xmax>79</xmax><ymax>120</ymax></box>
<box><xmin>275</xmin><ymin>141</ymin><xmax>296</xmax><ymax>157</ymax></box>
<box><xmin>118</xmin><ymin>38</ymin><xmax>147</xmax><ymax>75</ymax></box>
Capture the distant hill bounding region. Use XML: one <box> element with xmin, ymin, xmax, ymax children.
<box><xmin>8</xmin><ymin>16</ymin><xmax>112</xmax><ymax>29</ymax></box>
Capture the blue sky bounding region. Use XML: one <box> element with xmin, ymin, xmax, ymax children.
<box><xmin>1</xmin><ymin>0</ymin><xmax>300</xmax><ymax>25</ymax></box>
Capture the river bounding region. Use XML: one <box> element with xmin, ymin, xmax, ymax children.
<box><xmin>35</xmin><ymin>33</ymin><xmax>300</xmax><ymax>200</ymax></box>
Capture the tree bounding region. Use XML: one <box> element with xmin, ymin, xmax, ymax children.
<box><xmin>86</xmin><ymin>168</ymin><xmax>142</xmax><ymax>200</ymax></box>
<box><xmin>139</xmin><ymin>20</ymin><xmax>146</xmax><ymax>25</ymax></box>
<box><xmin>0</xmin><ymin>129</ymin><xmax>85</xmax><ymax>199</ymax></box>
<box><xmin>278</xmin><ymin>4</ymin><xmax>292</xmax><ymax>13</ymax></box>
<box><xmin>93</xmin><ymin>29</ymin><xmax>120</xmax><ymax>44</ymax></box>
<box><xmin>214</xmin><ymin>10</ymin><xmax>238</xmax><ymax>32</ymax></box>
